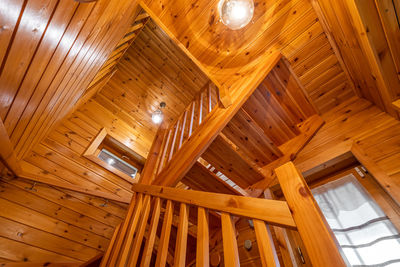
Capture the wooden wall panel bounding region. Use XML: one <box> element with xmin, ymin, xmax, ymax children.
<box><xmin>295</xmin><ymin>97</ymin><xmax>400</xmax><ymax>204</ymax></box>
<box><xmin>0</xmin><ymin>177</ymin><xmax>127</xmax><ymax>263</ymax></box>
<box><xmin>0</xmin><ymin>0</ymin><xmax>140</xmax><ymax>160</ymax></box>
<box><xmin>142</xmin><ymin>0</ymin><xmax>355</xmax><ymax>114</ymax></box>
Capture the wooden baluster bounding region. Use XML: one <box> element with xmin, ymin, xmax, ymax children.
<box><xmin>276</xmin><ymin>162</ymin><xmax>346</xmax><ymax>267</ymax></box>
<box><xmin>198</xmin><ymin>91</ymin><xmax>203</xmax><ymax>126</ymax></box>
<box><xmin>140</xmin><ymin>197</ymin><xmax>161</xmax><ymax>267</ymax></box>
<box><xmin>128</xmin><ymin>195</ymin><xmax>152</xmax><ymax>266</ymax></box>
<box><xmin>168</xmin><ymin>120</ymin><xmax>180</xmax><ymax>162</ymax></box>
<box><xmin>155</xmin><ymin>200</ymin><xmax>174</xmax><ymax>267</ymax></box>
<box><xmin>107</xmin><ymin>194</ymin><xmax>142</xmax><ymax>266</ymax></box>
<box><xmin>253</xmin><ymin>219</ymin><xmax>280</xmax><ymax>267</ymax></box>
<box><xmin>179</xmin><ymin>109</ymin><xmax>188</xmax><ymax>148</ymax></box>
<box><xmin>188</xmin><ymin>101</ymin><xmax>195</xmax><ymax>137</ymax></box>
<box><xmin>196</xmin><ymin>207</ymin><xmax>209</xmax><ymax>267</ymax></box>
<box><xmin>100</xmin><ymin>223</ymin><xmax>121</xmax><ymax>267</ymax></box>
<box><xmin>221</xmin><ymin>212</ymin><xmax>240</xmax><ymax>267</ymax></box>
<box><xmin>208</xmin><ymin>83</ymin><xmax>212</xmax><ymax>113</ymax></box>
<box><xmin>157</xmin><ymin>129</ymin><xmax>172</xmax><ymax>174</ymax></box>
<box><xmin>116</xmin><ymin>194</ymin><xmax>145</xmax><ymax>266</ymax></box>
<box><xmin>174</xmin><ymin>203</ymin><xmax>189</xmax><ymax>267</ymax></box>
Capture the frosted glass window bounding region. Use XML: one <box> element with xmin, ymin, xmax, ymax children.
<box><xmin>98</xmin><ymin>148</ymin><xmax>137</xmax><ymax>179</ymax></box>
<box><xmin>312</xmin><ymin>174</ymin><xmax>400</xmax><ymax>266</ymax></box>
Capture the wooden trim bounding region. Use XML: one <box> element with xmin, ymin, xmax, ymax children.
<box><xmin>392</xmin><ymin>99</ymin><xmax>400</xmax><ymax>112</ymax></box>
<box><xmin>276</xmin><ymin>162</ymin><xmax>346</xmax><ymax>267</ymax></box>
<box><xmin>131</xmin><ymin>183</ymin><xmax>296</xmax><ymax>228</ymax></box>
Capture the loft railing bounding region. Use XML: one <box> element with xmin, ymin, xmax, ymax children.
<box><xmin>156</xmin><ymin>82</ymin><xmax>221</xmax><ymax>175</ymax></box>
<box><xmin>100</xmin><ymin>162</ymin><xmax>346</xmax><ymax>267</ymax></box>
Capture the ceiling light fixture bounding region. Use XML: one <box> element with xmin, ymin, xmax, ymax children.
<box><xmin>152</xmin><ymin>102</ymin><xmax>166</xmax><ymax>124</ymax></box>
<box><xmin>218</xmin><ymin>0</ymin><xmax>254</xmax><ymax>30</ymax></box>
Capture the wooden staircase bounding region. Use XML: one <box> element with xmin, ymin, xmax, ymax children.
<box><xmin>99</xmin><ymin>53</ymin><xmax>345</xmax><ymax>266</ymax></box>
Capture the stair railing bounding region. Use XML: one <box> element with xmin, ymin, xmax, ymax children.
<box><xmin>100</xmin><ymin>162</ymin><xmax>346</xmax><ymax>267</ymax></box>
<box><xmin>156</xmin><ymin>82</ymin><xmax>220</xmax><ymax>175</ymax></box>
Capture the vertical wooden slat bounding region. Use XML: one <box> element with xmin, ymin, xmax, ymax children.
<box><xmin>115</xmin><ymin>194</ymin><xmax>144</xmax><ymax>266</ymax></box>
<box><xmin>157</xmin><ymin>129</ymin><xmax>172</xmax><ymax>174</ymax></box>
<box><xmin>140</xmin><ymin>197</ymin><xmax>161</xmax><ymax>267</ymax></box>
<box><xmin>188</xmin><ymin>101</ymin><xmax>195</xmax><ymax>136</ymax></box>
<box><xmin>127</xmin><ymin>195</ymin><xmax>152</xmax><ymax>266</ymax></box>
<box><xmin>155</xmin><ymin>200</ymin><xmax>174</xmax><ymax>267</ymax></box>
<box><xmin>178</xmin><ymin>109</ymin><xmax>188</xmax><ymax>148</ymax></box>
<box><xmin>198</xmin><ymin>91</ymin><xmax>203</xmax><ymax>126</ymax></box>
<box><xmin>207</xmin><ymin>83</ymin><xmax>212</xmax><ymax>113</ymax></box>
<box><xmin>253</xmin><ymin>219</ymin><xmax>280</xmax><ymax>267</ymax></box>
<box><xmin>168</xmin><ymin>120</ymin><xmax>180</xmax><ymax>161</ymax></box>
<box><xmin>220</xmin><ymin>212</ymin><xmax>240</xmax><ymax>267</ymax></box>
<box><xmin>107</xmin><ymin>193</ymin><xmax>140</xmax><ymax>266</ymax></box>
<box><xmin>174</xmin><ymin>203</ymin><xmax>189</xmax><ymax>267</ymax></box>
<box><xmin>100</xmin><ymin>223</ymin><xmax>121</xmax><ymax>267</ymax></box>
<box><xmin>276</xmin><ymin>162</ymin><xmax>346</xmax><ymax>267</ymax></box>
<box><xmin>196</xmin><ymin>207</ymin><xmax>209</xmax><ymax>267</ymax></box>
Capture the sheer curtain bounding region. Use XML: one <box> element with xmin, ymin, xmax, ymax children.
<box><xmin>311</xmin><ymin>174</ymin><xmax>400</xmax><ymax>267</ymax></box>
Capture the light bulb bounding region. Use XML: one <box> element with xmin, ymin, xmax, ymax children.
<box><xmin>218</xmin><ymin>0</ymin><xmax>254</xmax><ymax>30</ymax></box>
<box><xmin>107</xmin><ymin>158</ymin><xmax>115</xmax><ymax>165</ymax></box>
<box><xmin>152</xmin><ymin>109</ymin><xmax>163</xmax><ymax>124</ymax></box>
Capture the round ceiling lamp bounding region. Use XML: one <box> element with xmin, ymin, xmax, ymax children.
<box><xmin>152</xmin><ymin>102</ymin><xmax>166</xmax><ymax>124</ymax></box>
<box><xmin>218</xmin><ymin>0</ymin><xmax>254</xmax><ymax>30</ymax></box>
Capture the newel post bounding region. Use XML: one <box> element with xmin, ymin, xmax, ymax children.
<box><xmin>275</xmin><ymin>161</ymin><xmax>346</xmax><ymax>267</ymax></box>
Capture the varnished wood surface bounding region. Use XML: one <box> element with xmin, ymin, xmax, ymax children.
<box><xmin>0</xmin><ymin>0</ymin><xmax>140</xmax><ymax>160</ymax></box>
<box><xmin>0</xmin><ymin>177</ymin><xmax>126</xmax><ymax>263</ymax></box>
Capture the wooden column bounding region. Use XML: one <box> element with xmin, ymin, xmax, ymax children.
<box><xmin>275</xmin><ymin>162</ymin><xmax>346</xmax><ymax>267</ymax></box>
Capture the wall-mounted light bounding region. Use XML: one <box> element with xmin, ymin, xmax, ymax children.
<box><xmin>152</xmin><ymin>102</ymin><xmax>166</xmax><ymax>124</ymax></box>
<box><xmin>218</xmin><ymin>0</ymin><xmax>254</xmax><ymax>30</ymax></box>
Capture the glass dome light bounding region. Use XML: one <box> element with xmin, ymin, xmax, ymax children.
<box><xmin>152</xmin><ymin>102</ymin><xmax>166</xmax><ymax>124</ymax></box>
<box><xmin>218</xmin><ymin>0</ymin><xmax>254</xmax><ymax>30</ymax></box>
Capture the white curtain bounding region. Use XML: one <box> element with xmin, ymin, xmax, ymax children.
<box><xmin>312</xmin><ymin>174</ymin><xmax>400</xmax><ymax>267</ymax></box>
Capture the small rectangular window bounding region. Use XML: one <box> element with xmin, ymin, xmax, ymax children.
<box><xmin>98</xmin><ymin>148</ymin><xmax>138</xmax><ymax>179</ymax></box>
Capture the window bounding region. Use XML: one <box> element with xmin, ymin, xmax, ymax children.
<box><xmin>98</xmin><ymin>148</ymin><xmax>137</xmax><ymax>179</ymax></box>
<box><xmin>312</xmin><ymin>174</ymin><xmax>400</xmax><ymax>266</ymax></box>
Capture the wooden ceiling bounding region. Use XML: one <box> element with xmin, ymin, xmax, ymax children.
<box><xmin>95</xmin><ymin>19</ymin><xmax>211</xmax><ymax>157</ymax></box>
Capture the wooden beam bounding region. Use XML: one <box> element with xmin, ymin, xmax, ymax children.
<box><xmin>18</xmin><ymin>172</ymin><xmax>130</xmax><ymax>204</ymax></box>
<box><xmin>131</xmin><ymin>183</ymin><xmax>296</xmax><ymax>228</ymax></box>
<box><xmin>247</xmin><ymin>115</ymin><xmax>324</xmax><ymax>196</ymax></box>
<box><xmin>152</xmin><ymin>52</ymin><xmax>282</xmax><ymax>186</ymax></box>
<box><xmin>275</xmin><ymin>162</ymin><xmax>346</xmax><ymax>267</ymax></box>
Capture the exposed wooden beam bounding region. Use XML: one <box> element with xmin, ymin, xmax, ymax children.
<box><xmin>275</xmin><ymin>161</ymin><xmax>346</xmax><ymax>267</ymax></box>
<box><xmin>247</xmin><ymin>115</ymin><xmax>324</xmax><ymax>196</ymax></box>
<box><xmin>152</xmin><ymin>52</ymin><xmax>282</xmax><ymax>186</ymax></box>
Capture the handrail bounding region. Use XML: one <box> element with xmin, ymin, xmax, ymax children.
<box><xmin>156</xmin><ymin>81</ymin><xmax>221</xmax><ymax>175</ymax></box>
<box><xmin>131</xmin><ymin>183</ymin><xmax>296</xmax><ymax>228</ymax></box>
<box><xmin>101</xmin><ymin>161</ymin><xmax>346</xmax><ymax>267</ymax></box>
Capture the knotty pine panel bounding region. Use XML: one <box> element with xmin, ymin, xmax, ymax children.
<box><xmin>0</xmin><ymin>0</ymin><xmax>140</xmax><ymax>160</ymax></box>
<box><xmin>0</xmin><ymin>177</ymin><xmax>126</xmax><ymax>263</ymax></box>
<box><xmin>142</xmin><ymin>0</ymin><xmax>355</xmax><ymax>113</ymax></box>
<box><xmin>296</xmin><ymin>97</ymin><xmax>400</xmax><ymax>204</ymax></box>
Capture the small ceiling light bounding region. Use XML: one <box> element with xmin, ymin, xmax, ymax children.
<box><xmin>107</xmin><ymin>158</ymin><xmax>115</xmax><ymax>165</ymax></box>
<box><xmin>152</xmin><ymin>102</ymin><xmax>166</xmax><ymax>124</ymax></box>
<box><xmin>218</xmin><ymin>0</ymin><xmax>254</xmax><ymax>30</ymax></box>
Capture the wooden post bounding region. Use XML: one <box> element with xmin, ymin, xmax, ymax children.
<box><xmin>196</xmin><ymin>207</ymin><xmax>209</xmax><ymax>267</ymax></box>
<box><xmin>155</xmin><ymin>200</ymin><xmax>174</xmax><ymax>267</ymax></box>
<box><xmin>174</xmin><ymin>203</ymin><xmax>189</xmax><ymax>267</ymax></box>
<box><xmin>275</xmin><ymin>162</ymin><xmax>346</xmax><ymax>267</ymax></box>
<box><xmin>221</xmin><ymin>212</ymin><xmax>239</xmax><ymax>267</ymax></box>
<box><xmin>253</xmin><ymin>219</ymin><xmax>280</xmax><ymax>267</ymax></box>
